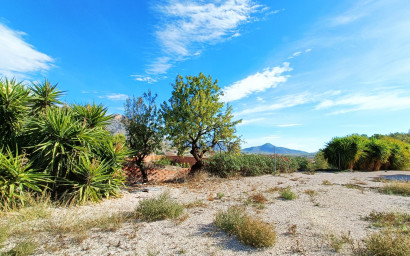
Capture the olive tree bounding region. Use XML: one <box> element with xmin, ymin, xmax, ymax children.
<box><xmin>161</xmin><ymin>73</ymin><xmax>241</xmax><ymax>172</ymax></box>
<box><xmin>122</xmin><ymin>91</ymin><xmax>163</xmax><ymax>183</ymax></box>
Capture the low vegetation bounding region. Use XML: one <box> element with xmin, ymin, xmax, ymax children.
<box><xmin>323</xmin><ymin>134</ymin><xmax>410</xmax><ymax>171</ymax></box>
<box><xmin>279</xmin><ymin>187</ymin><xmax>296</xmax><ymax>200</ymax></box>
<box><xmin>378</xmin><ymin>181</ymin><xmax>410</xmax><ymax>196</ymax></box>
<box><xmin>205</xmin><ymin>153</ymin><xmax>299</xmax><ymax>177</ymax></box>
<box><xmin>136</xmin><ymin>192</ymin><xmax>184</xmax><ymax>221</ymax></box>
<box><xmin>214</xmin><ymin>206</ymin><xmax>276</xmax><ymax>248</ymax></box>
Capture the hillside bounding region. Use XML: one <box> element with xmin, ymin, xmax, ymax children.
<box><xmin>242</xmin><ymin>143</ymin><xmax>313</xmax><ymax>155</ymax></box>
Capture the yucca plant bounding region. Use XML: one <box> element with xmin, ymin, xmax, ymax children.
<box><xmin>26</xmin><ymin>107</ymin><xmax>85</xmax><ymax>180</ymax></box>
<box><xmin>72</xmin><ymin>103</ymin><xmax>113</xmax><ymax>129</ymax></box>
<box><xmin>67</xmin><ymin>155</ymin><xmax>124</xmax><ymax>204</ymax></box>
<box><xmin>0</xmin><ymin>78</ymin><xmax>31</xmax><ymax>149</ymax></box>
<box><xmin>30</xmin><ymin>79</ymin><xmax>64</xmax><ymax>114</ymax></box>
<box><xmin>323</xmin><ymin>135</ymin><xmax>367</xmax><ymax>170</ymax></box>
<box><xmin>0</xmin><ymin>149</ymin><xmax>51</xmax><ymax>210</ymax></box>
<box><xmin>362</xmin><ymin>138</ymin><xmax>392</xmax><ymax>171</ymax></box>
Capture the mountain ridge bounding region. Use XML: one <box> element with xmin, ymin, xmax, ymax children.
<box><xmin>242</xmin><ymin>143</ymin><xmax>313</xmax><ymax>155</ymax></box>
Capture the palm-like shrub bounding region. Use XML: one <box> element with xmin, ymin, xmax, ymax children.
<box><xmin>27</xmin><ymin>107</ymin><xmax>85</xmax><ymax>179</ymax></box>
<box><xmin>0</xmin><ymin>149</ymin><xmax>50</xmax><ymax>210</ymax></box>
<box><xmin>67</xmin><ymin>155</ymin><xmax>124</xmax><ymax>204</ymax></box>
<box><xmin>30</xmin><ymin>79</ymin><xmax>64</xmax><ymax>114</ymax></box>
<box><xmin>72</xmin><ymin>103</ymin><xmax>113</xmax><ymax>129</ymax></box>
<box><xmin>361</xmin><ymin>138</ymin><xmax>392</xmax><ymax>171</ymax></box>
<box><xmin>323</xmin><ymin>135</ymin><xmax>367</xmax><ymax>170</ymax></box>
<box><xmin>0</xmin><ymin>78</ymin><xmax>31</xmax><ymax>148</ymax></box>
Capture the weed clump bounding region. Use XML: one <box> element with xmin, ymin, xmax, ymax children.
<box><xmin>280</xmin><ymin>187</ymin><xmax>296</xmax><ymax>200</ymax></box>
<box><xmin>136</xmin><ymin>192</ymin><xmax>184</xmax><ymax>221</ymax></box>
<box><xmin>378</xmin><ymin>181</ymin><xmax>410</xmax><ymax>196</ymax></box>
<box><xmin>363</xmin><ymin>229</ymin><xmax>410</xmax><ymax>256</ymax></box>
<box><xmin>5</xmin><ymin>241</ymin><xmax>37</xmax><ymax>256</ymax></box>
<box><xmin>214</xmin><ymin>206</ymin><xmax>276</xmax><ymax>248</ymax></box>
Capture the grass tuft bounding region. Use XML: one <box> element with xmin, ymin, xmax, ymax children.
<box><xmin>136</xmin><ymin>192</ymin><xmax>184</xmax><ymax>222</ymax></box>
<box><xmin>364</xmin><ymin>211</ymin><xmax>410</xmax><ymax>229</ymax></box>
<box><xmin>378</xmin><ymin>181</ymin><xmax>410</xmax><ymax>196</ymax></box>
<box><xmin>4</xmin><ymin>241</ymin><xmax>37</xmax><ymax>256</ymax></box>
<box><xmin>279</xmin><ymin>187</ymin><xmax>296</xmax><ymax>200</ymax></box>
<box><xmin>250</xmin><ymin>193</ymin><xmax>267</xmax><ymax>204</ymax></box>
<box><xmin>363</xmin><ymin>229</ymin><xmax>410</xmax><ymax>256</ymax></box>
<box><xmin>322</xmin><ymin>180</ymin><xmax>333</xmax><ymax>185</ymax></box>
<box><xmin>214</xmin><ymin>206</ymin><xmax>276</xmax><ymax>248</ymax></box>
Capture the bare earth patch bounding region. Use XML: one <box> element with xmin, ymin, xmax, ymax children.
<box><xmin>1</xmin><ymin>171</ymin><xmax>409</xmax><ymax>255</ymax></box>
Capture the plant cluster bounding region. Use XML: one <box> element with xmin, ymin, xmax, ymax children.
<box><xmin>135</xmin><ymin>192</ymin><xmax>184</xmax><ymax>221</ymax></box>
<box><xmin>323</xmin><ymin>134</ymin><xmax>410</xmax><ymax>171</ymax></box>
<box><xmin>204</xmin><ymin>153</ymin><xmax>299</xmax><ymax>177</ymax></box>
<box><xmin>214</xmin><ymin>206</ymin><xmax>276</xmax><ymax>248</ymax></box>
<box><xmin>0</xmin><ymin>78</ymin><xmax>128</xmax><ymax>209</ymax></box>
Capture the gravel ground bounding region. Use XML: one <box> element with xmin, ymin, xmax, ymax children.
<box><xmin>4</xmin><ymin>171</ymin><xmax>410</xmax><ymax>255</ymax></box>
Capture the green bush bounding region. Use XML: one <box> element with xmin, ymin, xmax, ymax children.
<box><xmin>323</xmin><ymin>134</ymin><xmax>410</xmax><ymax>171</ymax></box>
<box><xmin>214</xmin><ymin>206</ymin><xmax>276</xmax><ymax>248</ymax></box>
<box><xmin>0</xmin><ymin>150</ymin><xmax>51</xmax><ymax>210</ymax></box>
<box><xmin>215</xmin><ymin>206</ymin><xmax>247</xmax><ymax>234</ymax></box>
<box><xmin>205</xmin><ymin>153</ymin><xmax>298</xmax><ymax>177</ymax></box>
<box><xmin>280</xmin><ymin>187</ymin><xmax>296</xmax><ymax>200</ymax></box>
<box><xmin>136</xmin><ymin>192</ymin><xmax>184</xmax><ymax>221</ymax></box>
<box><xmin>363</xmin><ymin>229</ymin><xmax>410</xmax><ymax>256</ymax></box>
<box><xmin>0</xmin><ymin>78</ymin><xmax>128</xmax><ymax>208</ymax></box>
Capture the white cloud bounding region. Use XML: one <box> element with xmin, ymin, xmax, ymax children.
<box><xmin>102</xmin><ymin>93</ymin><xmax>129</xmax><ymax>101</ymax></box>
<box><xmin>263</xmin><ymin>135</ymin><xmax>280</xmax><ymax>139</ymax></box>
<box><xmin>0</xmin><ymin>23</ymin><xmax>53</xmax><ymax>77</ymax></box>
<box><xmin>221</xmin><ymin>62</ymin><xmax>292</xmax><ymax>102</ymax></box>
<box><xmin>141</xmin><ymin>0</ymin><xmax>267</xmax><ymax>75</ymax></box>
<box><xmin>146</xmin><ymin>57</ymin><xmax>172</xmax><ymax>75</ymax></box>
<box><xmin>237</xmin><ymin>117</ymin><xmax>265</xmax><ymax>126</ymax></box>
<box><xmin>156</xmin><ymin>0</ymin><xmax>263</xmax><ymax>56</ymax></box>
<box><xmin>315</xmin><ymin>90</ymin><xmax>410</xmax><ymax>114</ymax></box>
<box><xmin>236</xmin><ymin>90</ymin><xmax>340</xmax><ymax>116</ymax></box>
<box><xmin>276</xmin><ymin>124</ymin><xmax>301</xmax><ymax>127</ymax></box>
<box><xmin>131</xmin><ymin>75</ymin><xmax>158</xmax><ymax>83</ymax></box>
<box><xmin>305</xmin><ymin>48</ymin><xmax>312</xmax><ymax>53</ymax></box>
<box><xmin>287</xmin><ymin>51</ymin><xmax>301</xmax><ymax>59</ymax></box>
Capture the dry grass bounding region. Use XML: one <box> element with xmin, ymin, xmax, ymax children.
<box><xmin>250</xmin><ymin>193</ymin><xmax>267</xmax><ymax>204</ymax></box>
<box><xmin>136</xmin><ymin>192</ymin><xmax>184</xmax><ymax>222</ymax></box>
<box><xmin>214</xmin><ymin>207</ymin><xmax>276</xmax><ymax>248</ymax></box>
<box><xmin>265</xmin><ymin>186</ymin><xmax>281</xmax><ymax>193</ymax></box>
<box><xmin>378</xmin><ymin>181</ymin><xmax>410</xmax><ymax>196</ymax></box>
<box><xmin>363</xmin><ymin>229</ymin><xmax>410</xmax><ymax>256</ymax></box>
<box><xmin>344</xmin><ymin>183</ymin><xmax>365</xmax><ymax>192</ymax></box>
<box><xmin>183</xmin><ymin>200</ymin><xmax>206</xmax><ymax>208</ymax></box>
<box><xmin>322</xmin><ymin>180</ymin><xmax>333</xmax><ymax>185</ymax></box>
<box><xmin>364</xmin><ymin>211</ymin><xmax>410</xmax><ymax>229</ymax></box>
<box><xmin>2</xmin><ymin>241</ymin><xmax>38</xmax><ymax>256</ymax></box>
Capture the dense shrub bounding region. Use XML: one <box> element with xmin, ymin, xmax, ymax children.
<box><xmin>205</xmin><ymin>153</ymin><xmax>298</xmax><ymax>177</ymax></box>
<box><xmin>323</xmin><ymin>134</ymin><xmax>410</xmax><ymax>171</ymax></box>
<box><xmin>0</xmin><ymin>78</ymin><xmax>128</xmax><ymax>208</ymax></box>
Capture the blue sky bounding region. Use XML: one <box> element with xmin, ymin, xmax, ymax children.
<box><xmin>1</xmin><ymin>0</ymin><xmax>410</xmax><ymax>152</ymax></box>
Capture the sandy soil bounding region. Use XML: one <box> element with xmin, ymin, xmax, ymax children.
<box><xmin>3</xmin><ymin>171</ymin><xmax>410</xmax><ymax>255</ymax></box>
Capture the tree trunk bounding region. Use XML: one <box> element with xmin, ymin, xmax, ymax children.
<box><xmin>136</xmin><ymin>158</ymin><xmax>148</xmax><ymax>183</ymax></box>
<box><xmin>190</xmin><ymin>159</ymin><xmax>204</xmax><ymax>173</ymax></box>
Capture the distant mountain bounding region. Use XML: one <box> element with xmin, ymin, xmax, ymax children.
<box><xmin>242</xmin><ymin>143</ymin><xmax>313</xmax><ymax>156</ymax></box>
<box><xmin>106</xmin><ymin>114</ymin><xmax>126</xmax><ymax>135</ymax></box>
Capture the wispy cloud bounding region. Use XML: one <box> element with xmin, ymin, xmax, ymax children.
<box><xmin>100</xmin><ymin>93</ymin><xmax>129</xmax><ymax>101</ymax></box>
<box><xmin>236</xmin><ymin>90</ymin><xmax>340</xmax><ymax>116</ymax></box>
<box><xmin>133</xmin><ymin>0</ymin><xmax>267</xmax><ymax>79</ymax></box>
<box><xmin>276</xmin><ymin>124</ymin><xmax>301</xmax><ymax>127</ymax></box>
<box><xmin>0</xmin><ymin>23</ymin><xmax>53</xmax><ymax>77</ymax></box>
<box><xmin>131</xmin><ymin>75</ymin><xmax>158</xmax><ymax>83</ymax></box>
<box><xmin>315</xmin><ymin>89</ymin><xmax>410</xmax><ymax>115</ymax></box>
<box><xmin>237</xmin><ymin>117</ymin><xmax>265</xmax><ymax>126</ymax></box>
<box><xmin>221</xmin><ymin>62</ymin><xmax>292</xmax><ymax>102</ymax></box>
